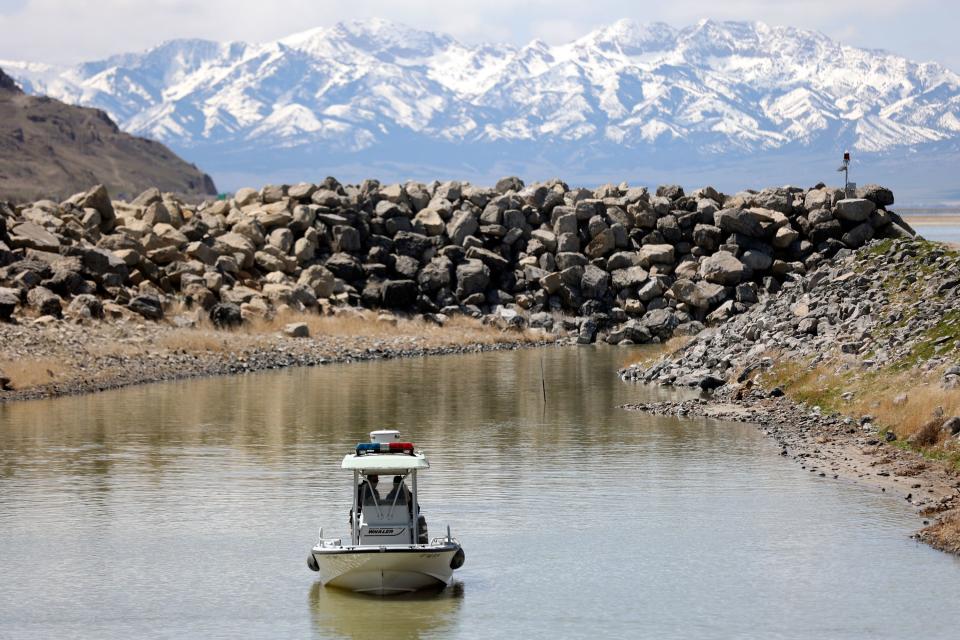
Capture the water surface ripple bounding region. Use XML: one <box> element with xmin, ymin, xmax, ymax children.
<box><xmin>1</xmin><ymin>346</ymin><xmax>958</xmax><ymax>639</ymax></box>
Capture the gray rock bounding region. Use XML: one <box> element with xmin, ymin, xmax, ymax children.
<box><xmin>642</xmin><ymin>307</ymin><xmax>679</xmax><ymax>339</ymax></box>
<box><xmin>456</xmin><ymin>259</ymin><xmax>490</xmax><ymax>299</ymax></box>
<box><xmin>585</xmin><ymin>228</ymin><xmax>615</xmax><ymax>258</ymax></box>
<box><xmin>382</xmin><ymin>279</ymin><xmax>418</xmax><ymax>308</ymax></box>
<box><xmin>699</xmin><ymin>251</ymin><xmax>745</xmax><ymax>285</ymax></box>
<box><xmin>324</xmin><ymin>253</ymin><xmax>364</xmax><ymax>282</ymax></box>
<box><xmin>834</xmin><ymin>199</ymin><xmax>876</xmax><ymax>222</ymax></box>
<box><xmin>772</xmin><ymin>225</ymin><xmax>799</xmax><ymax>249</ymax></box>
<box><xmin>637</xmin><ymin>278</ymin><xmax>664</xmax><ymax>302</ymax></box>
<box><xmin>284</xmin><ymin>322</ymin><xmax>310</xmax><ymax>338</ymax></box>
<box><xmin>857</xmin><ymin>184</ymin><xmax>894</xmax><ymax>207</ymax></box>
<box><xmin>556</xmin><ymin>252</ymin><xmax>589</xmax><ymax>271</ymax></box>
<box><xmin>209</xmin><ymin>302</ymin><xmax>243</xmax><ymax>328</ymax></box>
<box><xmin>298</xmin><ymin>265</ymin><xmax>335</xmax><ymax>298</ymax></box>
<box><xmin>446</xmin><ymin>211</ymin><xmax>479</xmax><ymax>246</ymax></box>
<box><xmin>740</xmin><ymin>249</ymin><xmax>773</xmax><ymax>272</ymax></box>
<box><xmin>611</xmin><ymin>266</ymin><xmax>649</xmax><ymax>290</ymax></box>
<box><xmin>0</xmin><ymin>287</ymin><xmax>19</xmax><ymax>321</ymax></box>
<box><xmin>714</xmin><ymin>208</ymin><xmax>765</xmax><ymax>237</ymax></box>
<box><xmin>128</xmin><ymin>295</ymin><xmax>163</xmax><ymax>320</ymax></box>
<box><xmin>27</xmin><ymin>286</ymin><xmax>62</xmax><ymax>317</ymax></box>
<box><xmin>842</xmin><ymin>222</ymin><xmax>874</xmax><ymax>248</ymax></box>
<box><xmin>672</xmin><ymin>279</ymin><xmax>727</xmax><ymax>309</ymax></box>
<box><xmin>638</xmin><ymin>244</ymin><xmax>675</xmax><ymax>266</ymax></box>
<box><xmin>418</xmin><ymin>257</ymin><xmax>453</xmax><ymax>293</ymax></box>
<box><xmin>581</xmin><ymin>265</ymin><xmax>609</xmax><ymax>299</ymax></box>
<box><xmin>66</xmin><ymin>294</ymin><xmax>104</xmax><ymax>319</ymax></box>
<box><xmin>495</xmin><ymin>176</ymin><xmax>524</xmax><ymax>193</ymax></box>
<box><xmin>656</xmin><ymin>185</ymin><xmax>684</xmax><ymax>200</ymax></box>
<box><xmin>693</xmin><ymin>224</ymin><xmax>722</xmax><ymax>251</ymax></box>
<box><xmin>9</xmin><ymin>222</ymin><xmax>61</xmax><ymax>252</ymax></box>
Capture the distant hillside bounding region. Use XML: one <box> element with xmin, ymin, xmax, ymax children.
<box><xmin>0</xmin><ymin>68</ymin><xmax>216</xmax><ymax>203</ymax></box>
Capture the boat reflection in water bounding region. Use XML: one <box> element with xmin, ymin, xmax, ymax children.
<box><xmin>308</xmin><ymin>581</ymin><xmax>464</xmax><ymax>640</ymax></box>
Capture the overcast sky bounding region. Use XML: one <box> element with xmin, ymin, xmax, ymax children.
<box><xmin>1</xmin><ymin>0</ymin><xmax>958</xmax><ymax>71</ymax></box>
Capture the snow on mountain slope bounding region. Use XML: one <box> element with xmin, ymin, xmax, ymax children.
<box><xmin>4</xmin><ymin>18</ymin><xmax>960</xmax><ymax>193</ymax></box>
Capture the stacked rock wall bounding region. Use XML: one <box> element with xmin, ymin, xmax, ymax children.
<box><xmin>0</xmin><ymin>178</ymin><xmax>913</xmax><ymax>339</ymax></box>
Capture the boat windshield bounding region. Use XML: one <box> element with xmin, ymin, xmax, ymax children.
<box><xmin>359</xmin><ymin>473</ymin><xmax>415</xmax><ymax>521</ymax></box>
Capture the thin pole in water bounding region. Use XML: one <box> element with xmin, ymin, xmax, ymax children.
<box><xmin>540</xmin><ymin>356</ymin><xmax>547</xmax><ymax>405</ymax></box>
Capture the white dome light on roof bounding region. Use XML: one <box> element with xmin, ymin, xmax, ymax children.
<box><xmin>370</xmin><ymin>430</ymin><xmax>401</xmax><ymax>443</ymax></box>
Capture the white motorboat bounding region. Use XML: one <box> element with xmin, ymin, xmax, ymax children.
<box><xmin>307</xmin><ymin>430</ymin><xmax>465</xmax><ymax>595</ymax></box>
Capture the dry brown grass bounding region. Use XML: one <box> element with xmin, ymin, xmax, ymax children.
<box><xmin>0</xmin><ymin>358</ymin><xmax>72</xmax><ymax>390</ymax></box>
<box><xmin>153</xmin><ymin>308</ymin><xmax>543</xmax><ymax>356</ymax></box>
<box><xmin>621</xmin><ymin>335</ymin><xmax>693</xmax><ymax>369</ymax></box>
<box><xmin>761</xmin><ymin>355</ymin><xmax>960</xmax><ymax>452</ymax></box>
<box><xmin>156</xmin><ymin>330</ymin><xmax>240</xmax><ymax>353</ymax></box>
<box><xmin>238</xmin><ymin>308</ymin><xmax>542</xmax><ymax>346</ymax></box>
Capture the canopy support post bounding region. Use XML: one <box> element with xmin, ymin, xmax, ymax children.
<box><xmin>352</xmin><ymin>470</ymin><xmax>359</xmax><ymax>545</ymax></box>
<box><xmin>411</xmin><ymin>469</ymin><xmax>419</xmax><ymax>545</ymax></box>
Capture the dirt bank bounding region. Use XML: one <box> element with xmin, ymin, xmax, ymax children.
<box><xmin>0</xmin><ymin>310</ymin><xmax>554</xmax><ymax>403</ymax></box>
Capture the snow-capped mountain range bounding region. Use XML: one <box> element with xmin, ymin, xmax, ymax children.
<box><xmin>4</xmin><ymin>18</ymin><xmax>960</xmax><ymax>199</ymax></box>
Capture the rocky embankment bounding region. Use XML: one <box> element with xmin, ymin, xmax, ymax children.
<box><xmin>0</xmin><ymin>177</ymin><xmax>914</xmax><ymax>344</ymax></box>
<box><xmin>620</xmin><ymin>238</ymin><xmax>960</xmax><ymax>553</ymax></box>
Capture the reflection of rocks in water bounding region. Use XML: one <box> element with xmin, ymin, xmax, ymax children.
<box><xmin>308</xmin><ymin>580</ymin><xmax>463</xmax><ymax>640</ymax></box>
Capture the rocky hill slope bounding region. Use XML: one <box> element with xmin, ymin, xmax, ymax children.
<box><xmin>6</xmin><ymin>19</ymin><xmax>960</xmax><ymax>192</ymax></box>
<box><xmin>0</xmin><ymin>175</ymin><xmax>913</xmax><ymax>348</ymax></box>
<box><xmin>0</xmin><ymin>68</ymin><xmax>216</xmax><ymax>203</ymax></box>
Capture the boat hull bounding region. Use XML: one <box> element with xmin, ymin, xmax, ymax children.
<box><xmin>311</xmin><ymin>543</ymin><xmax>460</xmax><ymax>595</ymax></box>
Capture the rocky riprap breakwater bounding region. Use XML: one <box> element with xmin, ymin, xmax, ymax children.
<box><xmin>0</xmin><ymin>177</ymin><xmax>914</xmax><ymax>341</ymax></box>
<box><xmin>620</xmin><ymin>238</ymin><xmax>958</xmax><ymax>390</ymax></box>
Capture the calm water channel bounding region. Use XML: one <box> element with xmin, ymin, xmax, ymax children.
<box><xmin>3</xmin><ymin>346</ymin><xmax>960</xmax><ymax>639</ymax></box>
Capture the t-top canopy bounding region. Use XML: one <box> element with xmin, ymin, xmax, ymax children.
<box><xmin>341</xmin><ymin>452</ymin><xmax>430</xmax><ymax>472</ymax></box>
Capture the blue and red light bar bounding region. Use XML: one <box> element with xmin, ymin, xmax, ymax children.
<box><xmin>356</xmin><ymin>442</ymin><xmax>415</xmax><ymax>455</ymax></box>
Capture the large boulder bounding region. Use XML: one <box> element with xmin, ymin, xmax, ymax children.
<box><xmin>66</xmin><ymin>294</ymin><xmax>104</xmax><ymax>320</ymax></box>
<box><xmin>834</xmin><ymin>198</ymin><xmax>876</xmax><ymax>222</ymax></box>
<box><xmin>209</xmin><ymin>302</ymin><xmax>243</xmax><ymax>328</ymax></box>
<box><xmin>672</xmin><ymin>279</ymin><xmax>727</xmax><ymax>310</ymax></box>
<box><xmin>73</xmin><ymin>184</ymin><xmax>116</xmax><ymax>232</ymax></box>
<box><xmin>26</xmin><ymin>286</ymin><xmax>62</xmax><ymax>317</ymax></box>
<box><xmin>446</xmin><ymin>211</ymin><xmax>478</xmax><ymax>246</ymax></box>
<box><xmin>382</xmin><ymin>279</ymin><xmax>418</xmax><ymax>309</ymax></box>
<box><xmin>8</xmin><ymin>222</ymin><xmax>60</xmax><ymax>252</ymax></box>
<box><xmin>585</xmin><ymin>228</ymin><xmax>615</xmax><ymax>258</ymax></box>
<box><xmin>610</xmin><ymin>266</ymin><xmax>649</xmax><ymax>290</ymax></box>
<box><xmin>325</xmin><ymin>253</ymin><xmax>364</xmax><ymax>282</ymax></box>
<box><xmin>581</xmin><ymin>265</ymin><xmax>609</xmax><ymax>299</ymax></box>
<box><xmin>298</xmin><ymin>265</ymin><xmax>336</xmax><ymax>298</ymax></box>
<box><xmin>714</xmin><ymin>207</ymin><xmax>765</xmax><ymax>237</ymax></box>
<box><xmin>857</xmin><ymin>184</ymin><xmax>894</xmax><ymax>208</ymax></box>
<box><xmin>699</xmin><ymin>251</ymin><xmax>745</xmax><ymax>285</ymax></box>
<box><xmin>128</xmin><ymin>295</ymin><xmax>163</xmax><ymax>320</ymax></box>
<box><xmin>637</xmin><ymin>244</ymin><xmax>674</xmax><ymax>266</ymax></box>
<box><xmin>456</xmin><ymin>259</ymin><xmax>490</xmax><ymax>298</ymax></box>
<box><xmin>418</xmin><ymin>257</ymin><xmax>453</xmax><ymax>293</ymax></box>
<box><xmin>842</xmin><ymin>222</ymin><xmax>875</xmax><ymax>248</ymax></box>
<box><xmin>641</xmin><ymin>307</ymin><xmax>679</xmax><ymax>339</ymax></box>
<box><xmin>0</xmin><ymin>287</ymin><xmax>19</xmax><ymax>321</ymax></box>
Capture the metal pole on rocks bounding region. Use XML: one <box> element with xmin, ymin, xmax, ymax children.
<box><xmin>837</xmin><ymin>150</ymin><xmax>854</xmax><ymax>198</ymax></box>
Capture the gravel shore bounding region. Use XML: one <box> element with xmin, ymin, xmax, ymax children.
<box><xmin>621</xmin><ymin>385</ymin><xmax>960</xmax><ymax>551</ymax></box>
<box><xmin>619</xmin><ymin>237</ymin><xmax>960</xmax><ymax>554</ymax></box>
<box><xmin>0</xmin><ymin>313</ymin><xmax>553</xmax><ymax>403</ymax></box>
